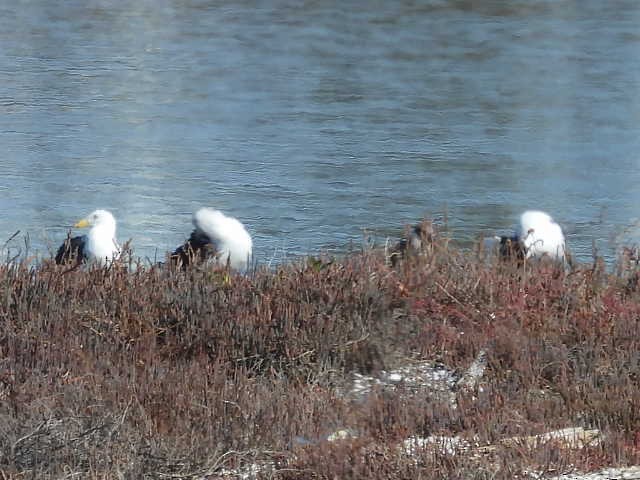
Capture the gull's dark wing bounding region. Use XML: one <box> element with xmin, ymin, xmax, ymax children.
<box><xmin>499</xmin><ymin>235</ymin><xmax>525</xmax><ymax>260</ymax></box>
<box><xmin>170</xmin><ymin>230</ymin><xmax>217</xmax><ymax>267</ymax></box>
<box><xmin>55</xmin><ymin>235</ymin><xmax>86</xmax><ymax>265</ymax></box>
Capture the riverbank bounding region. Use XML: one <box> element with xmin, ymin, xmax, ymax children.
<box><xmin>0</xmin><ymin>238</ymin><xmax>639</xmax><ymax>478</ymax></box>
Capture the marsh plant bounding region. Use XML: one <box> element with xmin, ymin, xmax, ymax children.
<box><xmin>0</xmin><ymin>236</ymin><xmax>639</xmax><ymax>478</ymax></box>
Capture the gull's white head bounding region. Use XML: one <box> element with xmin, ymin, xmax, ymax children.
<box><xmin>74</xmin><ymin>209</ymin><xmax>119</xmax><ymax>264</ymax></box>
<box><xmin>74</xmin><ymin>209</ymin><xmax>116</xmax><ymax>230</ymax></box>
<box><xmin>516</xmin><ymin>210</ymin><xmax>565</xmax><ymax>260</ymax></box>
<box><xmin>193</xmin><ymin>208</ymin><xmax>252</xmax><ymax>270</ymax></box>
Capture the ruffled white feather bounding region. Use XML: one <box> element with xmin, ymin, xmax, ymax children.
<box><xmin>516</xmin><ymin>210</ymin><xmax>565</xmax><ymax>260</ymax></box>
<box><xmin>193</xmin><ymin>208</ymin><xmax>252</xmax><ymax>270</ymax></box>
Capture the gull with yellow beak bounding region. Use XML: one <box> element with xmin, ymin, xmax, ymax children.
<box><xmin>55</xmin><ymin>209</ymin><xmax>120</xmax><ymax>265</ymax></box>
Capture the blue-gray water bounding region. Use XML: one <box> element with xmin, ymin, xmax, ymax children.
<box><xmin>1</xmin><ymin>0</ymin><xmax>640</xmax><ymax>264</ymax></box>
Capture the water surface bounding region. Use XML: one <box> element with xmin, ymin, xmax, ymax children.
<box><xmin>1</xmin><ymin>0</ymin><xmax>640</xmax><ymax>264</ymax></box>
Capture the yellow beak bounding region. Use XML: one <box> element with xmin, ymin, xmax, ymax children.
<box><xmin>74</xmin><ymin>219</ymin><xmax>90</xmax><ymax>228</ymax></box>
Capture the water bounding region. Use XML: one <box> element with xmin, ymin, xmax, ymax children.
<box><xmin>1</xmin><ymin>0</ymin><xmax>640</xmax><ymax>265</ymax></box>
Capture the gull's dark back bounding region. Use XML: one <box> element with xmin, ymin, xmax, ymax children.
<box><xmin>498</xmin><ymin>235</ymin><xmax>525</xmax><ymax>260</ymax></box>
<box><xmin>55</xmin><ymin>235</ymin><xmax>86</xmax><ymax>265</ymax></box>
<box><xmin>170</xmin><ymin>230</ymin><xmax>217</xmax><ymax>268</ymax></box>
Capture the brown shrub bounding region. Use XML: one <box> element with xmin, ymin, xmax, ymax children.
<box><xmin>0</xmin><ymin>239</ymin><xmax>638</xmax><ymax>477</ymax></box>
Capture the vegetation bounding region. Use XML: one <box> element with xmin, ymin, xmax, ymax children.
<box><xmin>0</xmin><ymin>234</ymin><xmax>639</xmax><ymax>478</ymax></box>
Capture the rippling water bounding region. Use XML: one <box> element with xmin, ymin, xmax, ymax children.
<box><xmin>1</xmin><ymin>0</ymin><xmax>640</xmax><ymax>264</ymax></box>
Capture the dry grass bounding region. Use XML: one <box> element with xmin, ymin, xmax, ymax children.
<box><xmin>0</xmin><ymin>237</ymin><xmax>639</xmax><ymax>479</ymax></box>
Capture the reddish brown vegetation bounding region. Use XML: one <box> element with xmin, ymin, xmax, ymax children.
<box><xmin>0</xmin><ymin>239</ymin><xmax>639</xmax><ymax>478</ymax></box>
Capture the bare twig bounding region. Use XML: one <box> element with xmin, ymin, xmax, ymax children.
<box><xmin>11</xmin><ymin>419</ymin><xmax>49</xmax><ymax>459</ymax></box>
